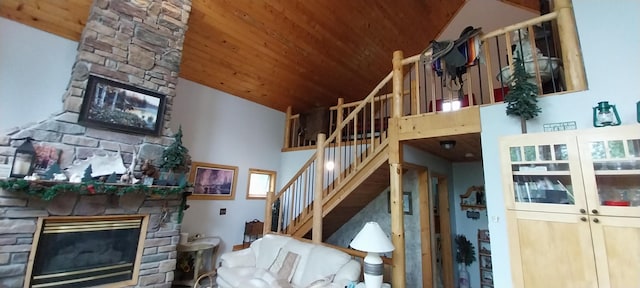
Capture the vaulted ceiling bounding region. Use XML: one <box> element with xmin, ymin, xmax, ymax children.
<box><xmin>0</xmin><ymin>0</ymin><xmax>538</xmax><ymax>114</ymax></box>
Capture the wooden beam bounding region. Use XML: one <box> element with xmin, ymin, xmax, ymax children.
<box><xmin>418</xmin><ymin>169</ymin><xmax>433</xmax><ymax>288</ymax></box>
<box><xmin>312</xmin><ymin>133</ymin><xmax>326</xmax><ymax>243</ymax></box>
<box><xmin>390</xmin><ymin>50</ymin><xmax>406</xmax><ymax>288</ymax></box>
<box><xmin>554</xmin><ymin>0</ymin><xmax>586</xmax><ymax>91</ymax></box>
<box><xmin>397</xmin><ymin>106</ymin><xmax>482</xmax><ymax>140</ymax></box>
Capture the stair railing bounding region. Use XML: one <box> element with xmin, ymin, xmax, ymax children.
<box><xmin>266</xmin><ymin>71</ymin><xmax>394</xmax><ymax>235</ymax></box>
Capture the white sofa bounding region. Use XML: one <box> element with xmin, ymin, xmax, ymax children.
<box><xmin>216</xmin><ymin>234</ymin><xmax>361</xmax><ymax>288</ymax></box>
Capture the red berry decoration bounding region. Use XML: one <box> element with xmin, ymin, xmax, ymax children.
<box><xmin>87</xmin><ymin>184</ymin><xmax>96</xmax><ymax>195</ymax></box>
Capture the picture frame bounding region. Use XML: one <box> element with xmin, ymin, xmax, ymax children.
<box><xmin>387</xmin><ymin>191</ymin><xmax>413</xmax><ymax>215</ymax></box>
<box><xmin>188</xmin><ymin>162</ymin><xmax>238</xmax><ymax>200</ymax></box>
<box><xmin>78</xmin><ymin>75</ymin><xmax>166</xmax><ymax>135</ymax></box>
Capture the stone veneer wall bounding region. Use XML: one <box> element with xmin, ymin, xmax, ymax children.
<box><xmin>0</xmin><ymin>190</ymin><xmax>183</xmax><ymax>288</ymax></box>
<box><xmin>0</xmin><ymin>0</ymin><xmax>192</xmax><ymax>287</ymax></box>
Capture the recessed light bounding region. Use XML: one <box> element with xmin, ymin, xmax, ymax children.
<box><xmin>465</xmin><ymin>152</ymin><xmax>475</xmax><ymax>158</ymax></box>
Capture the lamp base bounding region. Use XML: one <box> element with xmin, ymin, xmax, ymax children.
<box><xmin>363</xmin><ymin>252</ymin><xmax>384</xmax><ymax>288</ymax></box>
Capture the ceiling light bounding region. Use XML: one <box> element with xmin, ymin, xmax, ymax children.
<box><xmin>440</xmin><ymin>140</ymin><xmax>456</xmax><ymax>150</ymax></box>
<box><xmin>465</xmin><ymin>152</ymin><xmax>475</xmax><ymax>158</ymax></box>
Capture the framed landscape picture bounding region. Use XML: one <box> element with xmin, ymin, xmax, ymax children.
<box><xmin>189</xmin><ymin>162</ymin><xmax>238</xmax><ymax>200</ymax></box>
<box><xmin>78</xmin><ymin>75</ymin><xmax>166</xmax><ymax>135</ymax></box>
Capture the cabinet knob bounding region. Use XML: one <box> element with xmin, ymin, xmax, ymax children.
<box><xmin>593</xmin><ymin>218</ymin><xmax>600</xmax><ymax>223</ymax></box>
<box><xmin>592</xmin><ymin>209</ymin><xmax>598</xmax><ymax>214</ymax></box>
<box><xmin>579</xmin><ymin>209</ymin><xmax>586</xmax><ymax>214</ymax></box>
<box><xmin>580</xmin><ymin>217</ymin><xmax>587</xmax><ymax>222</ymax></box>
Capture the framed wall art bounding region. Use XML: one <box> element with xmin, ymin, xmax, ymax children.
<box><xmin>387</xmin><ymin>191</ymin><xmax>413</xmax><ymax>215</ymax></box>
<box><xmin>78</xmin><ymin>75</ymin><xmax>166</xmax><ymax>135</ymax></box>
<box><xmin>189</xmin><ymin>162</ymin><xmax>238</xmax><ymax>200</ymax></box>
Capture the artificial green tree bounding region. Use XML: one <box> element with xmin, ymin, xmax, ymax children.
<box><xmin>160</xmin><ymin>126</ymin><xmax>191</xmax><ymax>185</ymax></box>
<box><xmin>504</xmin><ymin>52</ymin><xmax>541</xmax><ymax>133</ymax></box>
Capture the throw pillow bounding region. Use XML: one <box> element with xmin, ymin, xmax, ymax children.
<box><xmin>268</xmin><ymin>248</ymin><xmax>301</xmax><ymax>282</ymax></box>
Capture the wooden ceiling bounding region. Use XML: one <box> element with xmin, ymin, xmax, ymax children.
<box><xmin>0</xmin><ymin>0</ymin><xmax>465</xmax><ymax>114</ymax></box>
<box><xmin>1</xmin><ymin>1</ymin><xmax>541</xmax><ymax>164</ymax></box>
<box><xmin>0</xmin><ymin>0</ymin><xmax>540</xmax><ymax>114</ymax></box>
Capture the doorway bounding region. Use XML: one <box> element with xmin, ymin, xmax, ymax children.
<box><xmin>421</xmin><ymin>174</ymin><xmax>454</xmax><ymax>288</ymax></box>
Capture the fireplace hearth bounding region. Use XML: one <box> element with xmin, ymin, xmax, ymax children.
<box><xmin>26</xmin><ymin>216</ymin><xmax>148</xmax><ymax>288</ymax></box>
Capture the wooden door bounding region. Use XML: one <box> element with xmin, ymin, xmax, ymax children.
<box><xmin>590</xmin><ymin>215</ymin><xmax>640</xmax><ymax>287</ymax></box>
<box><xmin>500</xmin><ymin>132</ymin><xmax>588</xmax><ymax>214</ymax></box>
<box><xmin>506</xmin><ymin>210</ymin><xmax>598</xmax><ymax>288</ymax></box>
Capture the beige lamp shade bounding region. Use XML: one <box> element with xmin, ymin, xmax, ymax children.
<box><xmin>350</xmin><ymin>222</ymin><xmax>394</xmax><ymax>253</ymax></box>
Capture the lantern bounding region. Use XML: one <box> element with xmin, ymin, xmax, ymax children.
<box><xmin>10</xmin><ymin>137</ymin><xmax>36</xmax><ymax>178</ymax></box>
<box><xmin>593</xmin><ymin>101</ymin><xmax>621</xmax><ymax>127</ymax></box>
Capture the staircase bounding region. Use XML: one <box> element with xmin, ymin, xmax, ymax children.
<box><xmin>266</xmin><ymin>72</ymin><xmax>394</xmax><ymax>239</ymax></box>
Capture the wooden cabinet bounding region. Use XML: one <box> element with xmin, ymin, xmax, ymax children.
<box><xmin>500</xmin><ymin>125</ymin><xmax>640</xmax><ymax>288</ymax></box>
<box><xmin>477</xmin><ymin>229</ymin><xmax>493</xmax><ymax>288</ymax></box>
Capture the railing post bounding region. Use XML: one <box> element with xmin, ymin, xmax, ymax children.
<box><xmin>555</xmin><ymin>0</ymin><xmax>586</xmax><ymax>91</ymax></box>
<box><xmin>264</xmin><ymin>191</ymin><xmax>274</xmax><ymax>234</ymax></box>
<box><xmin>390</xmin><ymin>50</ymin><xmax>406</xmax><ymax>288</ymax></box>
<box><xmin>312</xmin><ymin>133</ymin><xmax>326</xmax><ymax>243</ymax></box>
<box><xmin>283</xmin><ymin>106</ymin><xmax>292</xmax><ymax>149</ymax></box>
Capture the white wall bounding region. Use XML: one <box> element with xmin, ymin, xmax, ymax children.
<box><xmin>480</xmin><ymin>1</ymin><xmax>640</xmax><ymax>287</ymax></box>
<box><xmin>452</xmin><ymin>161</ymin><xmax>487</xmax><ymax>288</ymax></box>
<box><xmin>172</xmin><ymin>78</ymin><xmax>285</xmax><ymax>256</ymax></box>
<box><xmin>0</xmin><ymin>18</ymin><xmax>76</xmax><ymax>132</ymax></box>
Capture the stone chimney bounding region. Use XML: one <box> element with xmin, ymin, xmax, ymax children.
<box><xmin>2</xmin><ymin>0</ymin><xmax>192</xmax><ymax>167</ymax></box>
<box><xmin>0</xmin><ymin>0</ymin><xmax>193</xmax><ymax>287</ymax></box>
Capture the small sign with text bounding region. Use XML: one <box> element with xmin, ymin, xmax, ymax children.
<box><xmin>543</xmin><ymin>121</ymin><xmax>577</xmax><ymax>132</ymax></box>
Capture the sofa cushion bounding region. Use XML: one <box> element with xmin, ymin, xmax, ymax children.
<box><xmin>297</xmin><ymin>245</ymin><xmax>351</xmax><ymax>286</ymax></box>
<box><xmin>254</xmin><ymin>234</ymin><xmax>290</xmax><ymax>269</ymax></box>
<box><xmin>268</xmin><ymin>248</ymin><xmax>301</xmax><ymax>282</ymax></box>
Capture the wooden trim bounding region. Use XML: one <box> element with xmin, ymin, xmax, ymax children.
<box><xmin>437</xmin><ymin>177</ymin><xmax>454</xmax><ymax>288</ymax></box>
<box><xmin>555</xmin><ymin>0</ymin><xmax>586</xmax><ymax>91</ymax></box>
<box><xmin>418</xmin><ymin>169</ymin><xmax>433</xmax><ymax>288</ymax></box>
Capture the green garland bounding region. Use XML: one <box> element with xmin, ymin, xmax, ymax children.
<box><xmin>0</xmin><ymin>179</ymin><xmax>189</xmax><ymax>201</ymax></box>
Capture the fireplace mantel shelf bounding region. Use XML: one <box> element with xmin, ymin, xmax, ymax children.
<box><xmin>0</xmin><ymin>178</ymin><xmax>190</xmax><ymax>200</ymax></box>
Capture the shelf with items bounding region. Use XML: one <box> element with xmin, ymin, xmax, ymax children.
<box><xmin>478</xmin><ymin>229</ymin><xmax>493</xmax><ymax>287</ymax></box>
<box><xmin>460</xmin><ymin>185</ymin><xmax>486</xmax><ymax>210</ymax></box>
<box><xmin>501</xmin><ymin>125</ymin><xmax>640</xmax><ymax>287</ymax></box>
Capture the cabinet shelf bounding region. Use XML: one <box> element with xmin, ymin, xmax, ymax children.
<box><xmin>594</xmin><ymin>169</ymin><xmax>640</xmax><ymax>176</ymax></box>
<box><xmin>512</xmin><ymin>171</ymin><xmax>571</xmax><ymax>176</ymax></box>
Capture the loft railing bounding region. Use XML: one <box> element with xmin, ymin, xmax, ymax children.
<box><xmin>266</xmin><ymin>72</ymin><xmax>393</xmax><ymax>235</ymax></box>
<box><xmin>284</xmin><ymin>8</ymin><xmax>586</xmax><ymax>149</ymax></box>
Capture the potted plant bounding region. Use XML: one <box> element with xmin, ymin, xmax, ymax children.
<box><xmin>455</xmin><ymin>234</ymin><xmax>476</xmax><ymax>288</ymax></box>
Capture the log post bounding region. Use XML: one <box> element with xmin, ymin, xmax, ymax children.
<box><xmin>283</xmin><ymin>106</ymin><xmax>292</xmax><ymax>149</ymax></box>
<box><xmin>264</xmin><ymin>191</ymin><xmax>274</xmax><ymax>234</ymax></box>
<box><xmin>555</xmin><ymin>0</ymin><xmax>586</xmax><ymax>91</ymax></box>
<box><xmin>312</xmin><ymin>133</ymin><xmax>326</xmax><ymax>243</ymax></box>
<box><xmin>390</xmin><ymin>50</ymin><xmax>406</xmax><ymax>288</ymax></box>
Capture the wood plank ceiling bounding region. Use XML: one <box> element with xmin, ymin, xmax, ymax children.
<box><xmin>0</xmin><ymin>0</ymin><xmax>465</xmax><ymax>114</ymax></box>
<box><xmin>0</xmin><ymin>0</ymin><xmax>541</xmax><ymax>163</ymax></box>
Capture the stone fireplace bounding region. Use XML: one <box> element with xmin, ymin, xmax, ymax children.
<box><xmin>0</xmin><ymin>0</ymin><xmax>193</xmax><ymax>287</ymax></box>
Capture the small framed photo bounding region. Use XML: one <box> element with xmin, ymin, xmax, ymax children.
<box><xmin>388</xmin><ymin>191</ymin><xmax>413</xmax><ymax>215</ymax></box>
<box><xmin>189</xmin><ymin>162</ymin><xmax>238</xmax><ymax>200</ymax></box>
<box><xmin>78</xmin><ymin>75</ymin><xmax>166</xmax><ymax>135</ymax></box>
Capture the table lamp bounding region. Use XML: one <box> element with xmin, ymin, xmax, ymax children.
<box><xmin>350</xmin><ymin>222</ymin><xmax>394</xmax><ymax>288</ymax></box>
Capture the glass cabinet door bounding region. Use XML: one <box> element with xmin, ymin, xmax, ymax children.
<box><xmin>579</xmin><ymin>126</ymin><xmax>640</xmax><ymax>217</ymax></box>
<box><xmin>500</xmin><ymin>133</ymin><xmax>587</xmax><ymax>214</ymax></box>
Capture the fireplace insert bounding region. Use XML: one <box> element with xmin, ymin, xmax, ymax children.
<box><xmin>25</xmin><ymin>215</ymin><xmax>148</xmax><ymax>288</ymax></box>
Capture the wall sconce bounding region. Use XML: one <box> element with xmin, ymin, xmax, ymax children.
<box><xmin>10</xmin><ymin>137</ymin><xmax>36</xmax><ymax>179</ymax></box>
<box><xmin>593</xmin><ymin>101</ymin><xmax>621</xmax><ymax>127</ymax></box>
<box><xmin>440</xmin><ymin>140</ymin><xmax>456</xmax><ymax>150</ymax></box>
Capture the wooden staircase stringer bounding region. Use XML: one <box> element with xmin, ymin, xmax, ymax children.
<box><xmin>291</xmin><ymin>142</ymin><xmax>391</xmax><ymax>238</ymax></box>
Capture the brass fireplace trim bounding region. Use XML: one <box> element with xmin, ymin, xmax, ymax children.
<box><xmin>24</xmin><ymin>214</ymin><xmax>150</xmax><ymax>288</ymax></box>
<box><xmin>43</xmin><ymin>219</ymin><xmax>142</xmax><ymax>233</ymax></box>
<box><xmin>33</xmin><ymin>263</ymin><xmax>132</xmax><ymax>280</ymax></box>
